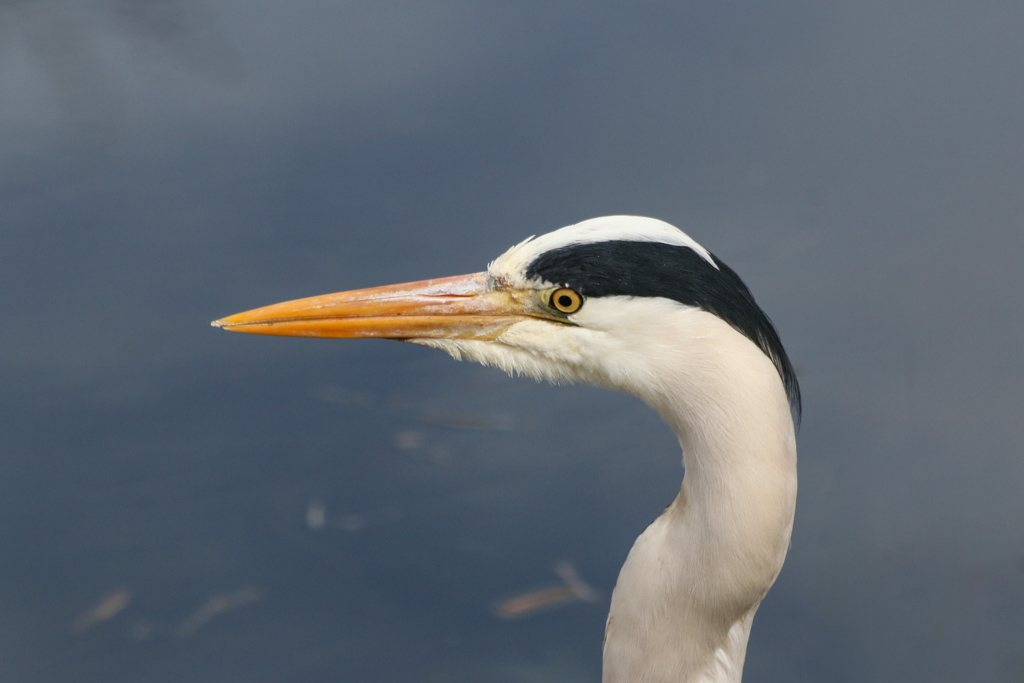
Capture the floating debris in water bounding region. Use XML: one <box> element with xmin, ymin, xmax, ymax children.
<box><xmin>71</xmin><ymin>587</ymin><xmax>133</xmax><ymax>633</ymax></box>
<box><xmin>306</xmin><ymin>498</ymin><xmax>327</xmax><ymax>530</ymax></box>
<box><xmin>177</xmin><ymin>587</ymin><xmax>262</xmax><ymax>637</ymax></box>
<box><xmin>494</xmin><ymin>584</ymin><xmax>578</xmax><ymax>618</ymax></box>
<box><xmin>554</xmin><ymin>560</ymin><xmax>597</xmax><ymax>602</ymax></box>
<box><xmin>493</xmin><ymin>561</ymin><xmax>597</xmax><ymax>619</ymax></box>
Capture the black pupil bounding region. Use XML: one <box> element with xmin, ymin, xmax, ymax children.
<box><xmin>557</xmin><ymin>294</ymin><xmax>573</xmax><ymax>308</ymax></box>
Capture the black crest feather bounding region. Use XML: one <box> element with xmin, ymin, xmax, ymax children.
<box><xmin>525</xmin><ymin>240</ymin><xmax>801</xmax><ymax>419</ymax></box>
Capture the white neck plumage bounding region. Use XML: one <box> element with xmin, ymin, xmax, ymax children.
<box><xmin>422</xmin><ymin>298</ymin><xmax>797</xmax><ymax>683</ymax></box>
<box><xmin>601</xmin><ymin>307</ymin><xmax>798</xmax><ymax>683</ymax></box>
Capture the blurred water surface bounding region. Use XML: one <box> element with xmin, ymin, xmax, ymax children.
<box><xmin>2</xmin><ymin>1</ymin><xmax>1023</xmax><ymax>681</ymax></box>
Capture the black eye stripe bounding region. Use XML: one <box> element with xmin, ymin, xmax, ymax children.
<box><xmin>526</xmin><ymin>240</ymin><xmax>800</xmax><ymax>418</ymax></box>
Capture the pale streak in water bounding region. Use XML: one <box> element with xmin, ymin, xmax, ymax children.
<box><xmin>493</xmin><ymin>561</ymin><xmax>596</xmax><ymax>618</ymax></box>
<box><xmin>71</xmin><ymin>588</ymin><xmax>133</xmax><ymax>633</ymax></box>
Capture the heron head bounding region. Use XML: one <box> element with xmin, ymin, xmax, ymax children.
<box><xmin>214</xmin><ymin>216</ymin><xmax>799</xmax><ymax>416</ymax></box>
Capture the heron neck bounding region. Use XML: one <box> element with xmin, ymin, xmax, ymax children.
<box><xmin>657</xmin><ymin>337</ymin><xmax>798</xmax><ymax>579</ymax></box>
<box><xmin>670</xmin><ymin>396</ymin><xmax>795</xmax><ymax>531</ymax></box>
<box><xmin>603</xmin><ymin>318</ymin><xmax>797</xmax><ymax>683</ymax></box>
<box><xmin>604</xmin><ymin>410</ymin><xmax>795</xmax><ymax>683</ymax></box>
<box><xmin>647</xmin><ymin>321</ymin><xmax>798</xmax><ymax>614</ymax></box>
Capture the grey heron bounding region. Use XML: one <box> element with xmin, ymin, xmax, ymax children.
<box><xmin>214</xmin><ymin>216</ymin><xmax>800</xmax><ymax>683</ymax></box>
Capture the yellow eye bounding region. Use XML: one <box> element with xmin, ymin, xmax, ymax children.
<box><xmin>549</xmin><ymin>288</ymin><xmax>583</xmax><ymax>314</ymax></box>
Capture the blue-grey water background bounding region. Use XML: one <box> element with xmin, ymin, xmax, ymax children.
<box><xmin>3</xmin><ymin>2</ymin><xmax>1023</xmax><ymax>681</ymax></box>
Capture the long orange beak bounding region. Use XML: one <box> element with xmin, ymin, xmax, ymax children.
<box><xmin>212</xmin><ymin>272</ymin><xmax>533</xmax><ymax>340</ymax></box>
